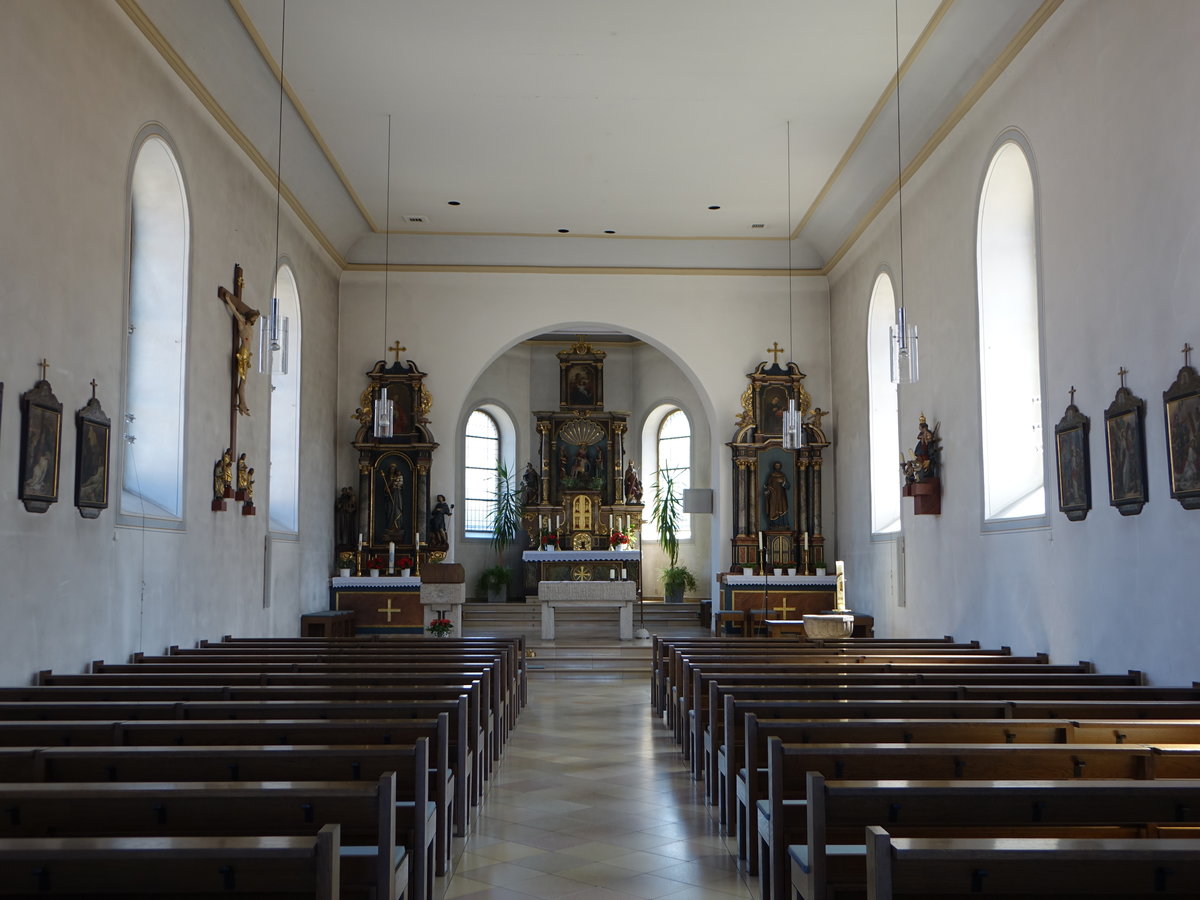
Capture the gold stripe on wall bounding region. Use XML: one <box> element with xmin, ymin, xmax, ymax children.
<box><xmin>116</xmin><ymin>0</ymin><xmax>346</xmax><ymax>268</ymax></box>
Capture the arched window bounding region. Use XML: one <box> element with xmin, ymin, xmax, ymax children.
<box><xmin>463</xmin><ymin>406</ymin><xmax>516</xmax><ymax>538</ymax></box>
<box><xmin>122</xmin><ymin>134</ymin><xmax>189</xmax><ymax>521</ymax></box>
<box><xmin>268</xmin><ymin>264</ymin><xmax>302</xmax><ymax>533</ymax></box>
<box><xmin>868</xmin><ymin>272</ymin><xmax>901</xmax><ymax>534</ymax></box>
<box><xmin>977</xmin><ymin>138</ymin><xmax>1045</xmax><ymax>522</ymax></box>
<box><xmin>642</xmin><ymin>405</ymin><xmax>692</xmax><ymax>541</ymax></box>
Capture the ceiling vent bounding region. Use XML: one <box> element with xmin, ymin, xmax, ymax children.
<box><xmin>750</xmin><ymin>223</ymin><xmax>766</xmax><ymax>229</ymax></box>
<box><xmin>402</xmin><ymin>215</ymin><xmax>430</xmax><ymax>224</ymax></box>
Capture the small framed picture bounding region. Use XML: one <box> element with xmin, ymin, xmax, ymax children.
<box><xmin>75</xmin><ymin>395</ymin><xmax>111</xmax><ymax>518</ymax></box>
<box><xmin>19</xmin><ymin>378</ymin><xmax>63</xmax><ymax>514</ymax></box>
<box><xmin>1162</xmin><ymin>362</ymin><xmax>1200</xmax><ymax>510</ymax></box>
<box><xmin>1054</xmin><ymin>397</ymin><xmax>1090</xmax><ymax>521</ymax></box>
<box><xmin>1104</xmin><ymin>384</ymin><xmax>1148</xmax><ymax>516</ymax></box>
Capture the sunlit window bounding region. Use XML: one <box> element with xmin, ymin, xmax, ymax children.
<box><xmin>268</xmin><ymin>264</ymin><xmax>302</xmax><ymax>533</ymax></box>
<box><xmin>122</xmin><ymin>134</ymin><xmax>189</xmax><ymax>520</ymax></box>
<box><xmin>977</xmin><ymin>138</ymin><xmax>1045</xmax><ymax>522</ymax></box>
<box><xmin>868</xmin><ymin>272</ymin><xmax>901</xmax><ymax>534</ymax></box>
<box><xmin>643</xmin><ymin>406</ymin><xmax>692</xmax><ymax>541</ymax></box>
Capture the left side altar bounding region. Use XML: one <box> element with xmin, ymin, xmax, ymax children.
<box><xmin>329</xmin><ymin>353</ymin><xmax>462</xmax><ymax>634</ymax></box>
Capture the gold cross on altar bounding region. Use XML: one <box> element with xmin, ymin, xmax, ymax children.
<box><xmin>376</xmin><ymin>596</ymin><xmax>404</xmax><ymax>623</ymax></box>
<box><xmin>772</xmin><ymin>595</ymin><xmax>796</xmax><ymax>620</ymax></box>
<box><xmin>571</xmin><ymin>566</ymin><xmax>593</xmax><ymax>581</ymax></box>
<box><xmin>767</xmin><ymin>342</ymin><xmax>785</xmax><ymax>364</ymax></box>
<box><xmin>1118</xmin><ymin>366</ymin><xmax>1129</xmax><ymax>389</ymax></box>
<box><xmin>389</xmin><ymin>341</ymin><xmax>407</xmax><ymax>363</ymax></box>
<box><xmin>37</xmin><ymin>358</ymin><xmax>48</xmax><ymax>381</ymax></box>
<box><xmin>1184</xmin><ymin>343</ymin><xmax>1194</xmax><ymax>368</ymax></box>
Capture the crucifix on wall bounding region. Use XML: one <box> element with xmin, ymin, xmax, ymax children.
<box><xmin>217</xmin><ymin>263</ymin><xmax>262</xmax><ymax>419</ymax></box>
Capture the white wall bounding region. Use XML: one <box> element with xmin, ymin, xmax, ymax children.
<box><xmin>0</xmin><ymin>2</ymin><xmax>340</xmax><ymax>683</ymax></box>
<box><xmin>337</xmin><ymin>270</ymin><xmax>834</xmax><ymax>602</ymax></box>
<box><xmin>829</xmin><ymin>0</ymin><xmax>1200</xmax><ymax>683</ymax></box>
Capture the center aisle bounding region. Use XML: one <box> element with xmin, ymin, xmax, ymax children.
<box><xmin>443</xmin><ymin>678</ymin><xmax>755</xmax><ymax>900</ymax></box>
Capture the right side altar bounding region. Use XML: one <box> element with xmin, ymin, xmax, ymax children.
<box><xmin>719</xmin><ymin>355</ymin><xmax>863</xmax><ymax>630</ymax></box>
<box><xmin>521</xmin><ymin>339</ymin><xmax>645</xmax><ymax>595</ymax></box>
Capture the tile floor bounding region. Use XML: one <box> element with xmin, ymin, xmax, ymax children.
<box><xmin>440</xmin><ymin>678</ymin><xmax>755</xmax><ymax>900</ymax></box>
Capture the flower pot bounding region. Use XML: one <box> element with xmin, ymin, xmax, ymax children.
<box><xmin>487</xmin><ymin>586</ymin><xmax>506</xmax><ymax>603</ymax></box>
<box><xmin>615</xmin><ymin>542</ymin><xmax>630</xmax><ymax>551</ymax></box>
<box><xmin>788</xmin><ymin>567</ymin><xmax>797</xmax><ymax>576</ymax></box>
<box><xmin>664</xmin><ymin>584</ymin><xmax>685</xmax><ymax>604</ymax></box>
<box><xmin>742</xmin><ymin>567</ymin><xmax>754</xmax><ymax>576</ymax></box>
<box><xmin>773</xmin><ymin>568</ymin><xmax>782</xmax><ymax>577</ymax></box>
<box><xmin>401</xmin><ymin>568</ymin><xmax>411</xmax><ymax>577</ymax></box>
<box><xmin>543</xmin><ymin>545</ymin><xmax>555</xmax><ymax>552</ymax></box>
<box><xmin>338</xmin><ymin>568</ymin><xmax>351</xmax><ymax>578</ymax></box>
<box><xmin>369</xmin><ymin>569</ymin><xmax>380</xmax><ymax>578</ymax></box>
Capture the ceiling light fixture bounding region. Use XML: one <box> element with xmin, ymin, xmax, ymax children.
<box><xmin>260</xmin><ymin>0</ymin><xmax>289</xmax><ymax>375</ymax></box>
<box><xmin>373</xmin><ymin>114</ymin><xmax>394</xmax><ymax>438</ymax></box>
<box><xmin>782</xmin><ymin>120</ymin><xmax>803</xmax><ymax>451</ymax></box>
<box><xmin>889</xmin><ymin>0</ymin><xmax>919</xmax><ymax>384</ymax></box>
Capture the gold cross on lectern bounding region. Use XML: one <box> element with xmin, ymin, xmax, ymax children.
<box><xmin>389</xmin><ymin>341</ymin><xmax>407</xmax><ymax>363</ymax></box>
<box><xmin>767</xmin><ymin>342</ymin><xmax>785</xmax><ymax>364</ymax></box>
<box><xmin>376</xmin><ymin>596</ymin><xmax>404</xmax><ymax>623</ymax></box>
<box><xmin>772</xmin><ymin>595</ymin><xmax>796</xmax><ymax>620</ymax></box>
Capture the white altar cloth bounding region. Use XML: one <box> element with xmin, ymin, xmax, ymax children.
<box><xmin>538</xmin><ymin>580</ymin><xmax>637</xmax><ymax>640</ymax></box>
<box><xmin>522</xmin><ymin>550</ymin><xmax>641</xmax><ymax>562</ymax></box>
<box><xmin>722</xmin><ymin>574</ymin><xmax>835</xmax><ymax>586</ymax></box>
<box><xmin>330</xmin><ymin>576</ymin><xmax>420</xmax><ymax>588</ymax></box>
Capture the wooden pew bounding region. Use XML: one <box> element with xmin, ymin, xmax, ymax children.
<box><xmin>733</xmin><ymin>716</ymin><xmax>1072</xmax><ymax>872</ymax></box>
<box><xmin>797</xmin><ymin>774</ymin><xmax>1200</xmax><ymax>900</ymax></box>
<box><xmin>863</xmin><ymin>827</ymin><xmax>1200</xmax><ymax>898</ymax></box>
<box><xmin>0</xmin><ymin>770</ymin><xmax>420</xmax><ymax>900</ymax></box>
<box><xmin>0</xmin><ymin>824</ymin><xmax>341</xmax><ymax>898</ymax></box>
<box><xmin>0</xmin><ymin>713</ymin><xmax>462</xmax><ymax>874</ymax></box>
<box><xmin>758</xmin><ymin>737</ymin><xmax>1159</xmax><ymax>900</ymax></box>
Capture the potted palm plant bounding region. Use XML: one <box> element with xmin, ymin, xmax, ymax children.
<box><xmin>477</xmin><ymin>461</ymin><xmax>523</xmax><ymax>602</ymax></box>
<box><xmin>651</xmin><ymin>466</ymin><xmax>697</xmax><ymax>603</ymax></box>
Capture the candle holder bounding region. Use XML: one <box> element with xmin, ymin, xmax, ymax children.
<box><xmin>354</xmin><ymin>549</ymin><xmax>363</xmax><ymax>578</ymax></box>
<box><xmin>800</xmin><ymin>548</ymin><xmax>811</xmax><ymax>576</ymax></box>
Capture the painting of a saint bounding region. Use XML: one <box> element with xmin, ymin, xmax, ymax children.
<box><xmin>567</xmin><ymin>365</ymin><xmax>595</xmax><ymax>406</ymax></box>
<box><xmin>23</xmin><ymin>405</ymin><xmax>59</xmax><ymax>498</ymax></box>
<box><xmin>1056</xmin><ymin>427</ymin><xmax>1087</xmax><ymax>510</ymax></box>
<box><xmin>1167</xmin><ymin>393</ymin><xmax>1200</xmax><ymax>493</ymax></box>
<box><xmin>1107</xmin><ymin>411</ymin><xmax>1143</xmax><ymax>502</ymax></box>
<box><xmin>77</xmin><ymin>421</ymin><xmax>108</xmax><ymax>505</ymax></box>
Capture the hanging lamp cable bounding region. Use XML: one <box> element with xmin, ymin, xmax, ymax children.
<box><xmin>893</xmin><ymin>0</ymin><xmax>905</xmax><ymax>307</ymax></box>
<box><xmin>383</xmin><ymin>113</ymin><xmax>392</xmax><ymax>359</ymax></box>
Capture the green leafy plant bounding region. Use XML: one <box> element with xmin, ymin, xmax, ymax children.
<box><xmin>651</xmin><ymin>466</ymin><xmax>696</xmax><ymax>600</ymax></box>
<box><xmin>476</xmin><ymin>564</ymin><xmax>511</xmax><ymax>595</ymax></box>
<box><xmin>478</xmin><ymin>461</ymin><xmax>524</xmax><ymax>600</ymax></box>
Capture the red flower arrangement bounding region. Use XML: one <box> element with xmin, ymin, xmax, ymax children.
<box><xmin>396</xmin><ymin>556</ymin><xmax>414</xmax><ymax>570</ymax></box>
<box><xmin>609</xmin><ymin>531</ymin><xmax>629</xmax><ymax>548</ymax></box>
<box><xmin>427</xmin><ymin>617</ymin><xmax>454</xmax><ymax>637</ymax></box>
<box><xmin>540</xmin><ymin>532</ymin><xmax>558</xmax><ymax>546</ymax></box>
<box><xmin>366</xmin><ymin>555</ymin><xmax>385</xmax><ymax>571</ymax></box>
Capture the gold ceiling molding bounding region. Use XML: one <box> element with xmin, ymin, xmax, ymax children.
<box><xmin>822</xmin><ymin>0</ymin><xmax>1066</xmax><ymax>275</ymax></box>
<box><xmin>793</xmin><ymin>0</ymin><xmax>954</xmax><ymax>241</ymax></box>
<box><xmin>228</xmin><ymin>0</ymin><xmax>379</xmax><ymax>234</ymax></box>
<box><xmin>344</xmin><ymin>263</ymin><xmax>826</xmax><ymax>278</ymax></box>
<box><xmin>116</xmin><ymin>0</ymin><xmax>346</xmax><ymax>269</ymax></box>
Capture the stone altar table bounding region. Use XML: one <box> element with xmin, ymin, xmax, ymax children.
<box><xmin>538</xmin><ymin>580</ymin><xmax>636</xmax><ymax>641</ymax></box>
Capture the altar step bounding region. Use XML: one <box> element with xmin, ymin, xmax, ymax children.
<box><xmin>461</xmin><ymin>600</ymin><xmax>708</xmax><ymax>679</ymax></box>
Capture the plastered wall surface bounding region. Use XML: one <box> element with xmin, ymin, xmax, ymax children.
<box><xmin>0</xmin><ymin>2</ymin><xmax>340</xmax><ymax>684</ymax></box>
<box><xmin>829</xmin><ymin>0</ymin><xmax>1200</xmax><ymax>684</ymax></box>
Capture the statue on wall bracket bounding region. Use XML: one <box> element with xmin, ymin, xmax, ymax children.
<box><xmin>727</xmin><ymin>357</ymin><xmax>829</xmax><ymax>574</ymax></box>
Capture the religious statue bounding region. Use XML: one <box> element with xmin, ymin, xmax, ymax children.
<box><xmin>763</xmin><ymin>460</ymin><xmax>790</xmax><ymax>528</ymax></box>
<box><xmin>217</xmin><ymin>264</ymin><xmax>261</xmax><ymax>417</ymax></box>
<box><xmin>236</xmin><ymin>453</ymin><xmax>249</xmax><ymax>497</ymax></box>
<box><xmin>624</xmin><ymin>461</ymin><xmax>643</xmax><ymax>503</ymax></box>
<box><xmin>381</xmin><ymin>463</ymin><xmax>405</xmax><ymax>536</ymax></box>
<box><xmin>429</xmin><ymin>494</ymin><xmax>453</xmax><ymax>548</ymax></box>
<box><xmin>335</xmin><ymin>486</ymin><xmax>357</xmax><ymax>548</ymax></box>
<box><xmin>213</xmin><ymin>448</ymin><xmax>233</xmax><ymax>500</ymax></box>
<box><xmin>522</xmin><ymin>462</ymin><xmax>539</xmax><ymax>505</ymax></box>
<box><xmin>244</xmin><ymin>468</ymin><xmax>255</xmax><ymax>503</ymax></box>
<box><xmin>903</xmin><ymin>415</ymin><xmax>941</xmax><ymax>483</ymax></box>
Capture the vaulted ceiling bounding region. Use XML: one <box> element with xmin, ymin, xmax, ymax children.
<box><xmin>129</xmin><ymin>0</ymin><xmax>1055</xmax><ymax>271</ymax></box>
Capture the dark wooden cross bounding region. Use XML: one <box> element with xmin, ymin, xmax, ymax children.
<box><xmin>767</xmin><ymin>341</ymin><xmax>785</xmax><ymax>364</ymax></box>
<box><xmin>89</xmin><ymin>379</ymin><xmax>98</xmax><ymax>400</ymax></box>
<box><xmin>1069</xmin><ymin>385</ymin><xmax>1076</xmax><ymax>405</ymax></box>
<box><xmin>37</xmin><ymin>358</ymin><xmax>48</xmax><ymax>381</ymax></box>
<box><xmin>1184</xmin><ymin>343</ymin><xmax>1194</xmax><ymax>368</ymax></box>
<box><xmin>389</xmin><ymin>340</ymin><xmax>406</xmax><ymax>363</ymax></box>
<box><xmin>1118</xmin><ymin>366</ymin><xmax>1129</xmax><ymax>389</ymax></box>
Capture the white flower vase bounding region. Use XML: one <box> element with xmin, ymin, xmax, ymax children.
<box><xmin>338</xmin><ymin>568</ymin><xmax>351</xmax><ymax>578</ymax></box>
<box><xmin>369</xmin><ymin>569</ymin><xmax>380</xmax><ymax>578</ymax></box>
<box><xmin>401</xmin><ymin>568</ymin><xmax>411</xmax><ymax>577</ymax></box>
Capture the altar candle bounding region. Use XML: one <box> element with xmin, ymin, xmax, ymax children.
<box><xmin>415</xmin><ymin>532</ymin><xmax>421</xmax><ymax>548</ymax></box>
<box><xmin>609</xmin><ymin>513</ymin><xmax>613</xmax><ymax>531</ymax></box>
<box><xmin>836</xmin><ymin>560</ymin><xmax>844</xmax><ymax>577</ymax></box>
<box><xmin>758</xmin><ymin>532</ymin><xmax>764</xmax><ymax>552</ymax></box>
<box><xmin>803</xmin><ymin>532</ymin><xmax>809</xmax><ymax>551</ymax></box>
<box><xmin>388</xmin><ymin>542</ymin><xmax>395</xmax><ymax>572</ymax></box>
<box><xmin>357</xmin><ymin>534</ymin><xmax>362</xmax><ymax>552</ymax></box>
<box><xmin>621</xmin><ymin>568</ymin><xmax>627</xmax><ymax>580</ymax></box>
<box><xmin>609</xmin><ymin>568</ymin><xmax>616</xmax><ymax>580</ymax></box>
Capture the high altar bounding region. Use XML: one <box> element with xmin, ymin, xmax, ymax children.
<box><xmin>521</xmin><ymin>339</ymin><xmax>644</xmax><ymax>594</ymax></box>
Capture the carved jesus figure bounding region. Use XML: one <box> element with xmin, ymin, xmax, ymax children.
<box><xmin>218</xmin><ymin>265</ymin><xmax>261</xmax><ymax>416</ymax></box>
